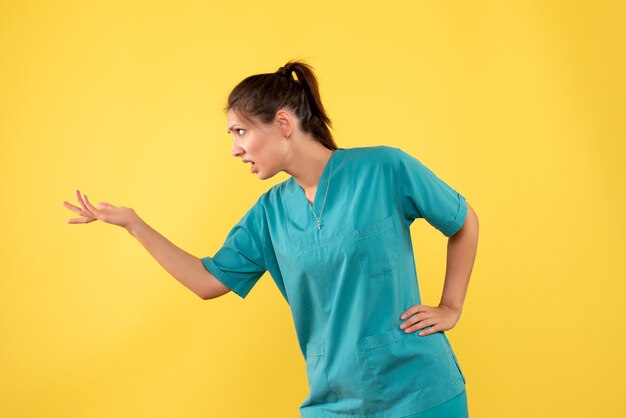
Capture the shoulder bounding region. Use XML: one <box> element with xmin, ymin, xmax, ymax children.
<box><xmin>344</xmin><ymin>144</ymin><xmax>399</xmax><ymax>159</ymax></box>
<box><xmin>342</xmin><ymin>145</ymin><xmax>402</xmax><ymax>167</ymax></box>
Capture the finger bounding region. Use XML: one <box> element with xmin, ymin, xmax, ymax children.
<box><xmin>404</xmin><ymin>319</ymin><xmax>437</xmax><ymax>334</ymax></box>
<box><xmin>399</xmin><ymin>312</ymin><xmax>429</xmax><ymax>329</ymax></box>
<box><xmin>82</xmin><ymin>194</ymin><xmax>102</xmax><ymax>218</ymax></box>
<box><xmin>76</xmin><ymin>191</ymin><xmax>96</xmax><ymax>218</ymax></box>
<box><xmin>417</xmin><ymin>323</ymin><xmax>442</xmax><ymax>337</ymax></box>
<box><xmin>400</xmin><ymin>304</ymin><xmax>430</xmax><ymax>320</ymax></box>
<box><xmin>62</xmin><ymin>200</ymin><xmax>83</xmax><ymax>215</ymax></box>
<box><xmin>76</xmin><ymin>189</ymin><xmax>89</xmax><ymax>213</ymax></box>
<box><xmin>67</xmin><ymin>216</ymin><xmax>95</xmax><ymax>224</ymax></box>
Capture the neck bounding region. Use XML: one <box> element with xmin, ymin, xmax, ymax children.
<box><xmin>284</xmin><ymin>139</ymin><xmax>334</xmax><ymax>191</ymax></box>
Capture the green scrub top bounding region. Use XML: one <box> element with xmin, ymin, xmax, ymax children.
<box><xmin>201</xmin><ymin>145</ymin><xmax>468</xmax><ymax>418</ymax></box>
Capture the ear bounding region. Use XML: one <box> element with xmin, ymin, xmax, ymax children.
<box><xmin>275</xmin><ymin>108</ymin><xmax>294</xmax><ymax>138</ymax></box>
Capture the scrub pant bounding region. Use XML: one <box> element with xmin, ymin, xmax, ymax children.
<box><xmin>401</xmin><ymin>389</ymin><xmax>468</xmax><ymax>418</ymax></box>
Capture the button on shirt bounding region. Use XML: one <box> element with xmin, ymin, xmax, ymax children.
<box><xmin>201</xmin><ymin>146</ymin><xmax>468</xmax><ymax>418</ymax></box>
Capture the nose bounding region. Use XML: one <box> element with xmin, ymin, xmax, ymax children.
<box><xmin>231</xmin><ymin>139</ymin><xmax>244</xmax><ymax>157</ymax></box>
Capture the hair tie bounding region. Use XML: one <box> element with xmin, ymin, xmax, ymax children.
<box><xmin>278</xmin><ymin>66</ymin><xmax>293</xmax><ymax>77</ymax></box>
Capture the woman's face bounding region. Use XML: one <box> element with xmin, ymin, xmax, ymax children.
<box><xmin>226</xmin><ymin>109</ymin><xmax>288</xmax><ymax>180</ymax></box>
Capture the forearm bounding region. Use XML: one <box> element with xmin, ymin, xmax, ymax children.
<box><xmin>127</xmin><ymin>215</ymin><xmax>212</xmax><ymax>299</ymax></box>
<box><xmin>439</xmin><ymin>202</ymin><xmax>479</xmax><ymax>312</ymax></box>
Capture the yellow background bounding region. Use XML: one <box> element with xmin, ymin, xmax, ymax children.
<box><xmin>1</xmin><ymin>1</ymin><xmax>624</xmax><ymax>417</ymax></box>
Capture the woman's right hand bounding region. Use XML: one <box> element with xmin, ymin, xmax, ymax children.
<box><xmin>63</xmin><ymin>189</ymin><xmax>139</xmax><ymax>230</ymax></box>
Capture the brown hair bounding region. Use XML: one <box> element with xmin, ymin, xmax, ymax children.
<box><xmin>223</xmin><ymin>59</ymin><xmax>337</xmax><ymax>150</ymax></box>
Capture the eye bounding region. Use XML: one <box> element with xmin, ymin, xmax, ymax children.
<box><xmin>236</xmin><ymin>128</ymin><xmax>245</xmax><ymax>137</ymax></box>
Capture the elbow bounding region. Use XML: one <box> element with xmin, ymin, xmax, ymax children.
<box><xmin>196</xmin><ymin>259</ymin><xmax>229</xmax><ymax>300</ymax></box>
<box><xmin>198</xmin><ymin>287</ymin><xmax>217</xmax><ymax>300</ymax></box>
<box><xmin>199</xmin><ymin>275</ymin><xmax>232</xmax><ymax>300</ymax></box>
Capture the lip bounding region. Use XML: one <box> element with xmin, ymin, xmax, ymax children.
<box><xmin>242</xmin><ymin>158</ymin><xmax>257</xmax><ymax>173</ymax></box>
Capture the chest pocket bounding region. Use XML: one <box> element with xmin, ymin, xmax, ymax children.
<box><xmin>353</xmin><ymin>215</ymin><xmax>399</xmax><ymax>276</ymax></box>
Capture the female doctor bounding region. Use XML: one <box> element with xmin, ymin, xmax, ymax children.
<box><xmin>64</xmin><ymin>60</ymin><xmax>479</xmax><ymax>418</ymax></box>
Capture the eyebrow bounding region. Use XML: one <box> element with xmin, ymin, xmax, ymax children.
<box><xmin>227</xmin><ymin>124</ymin><xmax>241</xmax><ymax>134</ymax></box>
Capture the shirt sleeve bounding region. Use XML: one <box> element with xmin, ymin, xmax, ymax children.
<box><xmin>200</xmin><ymin>195</ymin><xmax>269</xmax><ymax>299</ymax></box>
<box><xmin>394</xmin><ymin>147</ymin><xmax>468</xmax><ymax>237</ymax></box>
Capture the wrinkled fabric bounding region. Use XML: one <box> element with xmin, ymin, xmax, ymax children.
<box><xmin>201</xmin><ymin>146</ymin><xmax>468</xmax><ymax>417</ymax></box>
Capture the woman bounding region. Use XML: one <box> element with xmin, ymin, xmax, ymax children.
<box><xmin>64</xmin><ymin>60</ymin><xmax>479</xmax><ymax>418</ymax></box>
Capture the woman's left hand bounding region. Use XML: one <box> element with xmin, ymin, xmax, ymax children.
<box><xmin>398</xmin><ymin>304</ymin><xmax>462</xmax><ymax>336</ymax></box>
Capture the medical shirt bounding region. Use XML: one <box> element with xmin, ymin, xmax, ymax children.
<box><xmin>201</xmin><ymin>145</ymin><xmax>468</xmax><ymax>418</ymax></box>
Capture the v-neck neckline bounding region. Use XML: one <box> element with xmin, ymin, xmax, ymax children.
<box><xmin>294</xmin><ymin>148</ymin><xmax>342</xmax><ymax>214</ymax></box>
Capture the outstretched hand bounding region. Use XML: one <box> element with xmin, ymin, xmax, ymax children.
<box><xmin>399</xmin><ymin>303</ymin><xmax>462</xmax><ymax>336</ymax></box>
<box><xmin>63</xmin><ymin>189</ymin><xmax>138</xmax><ymax>230</ymax></box>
